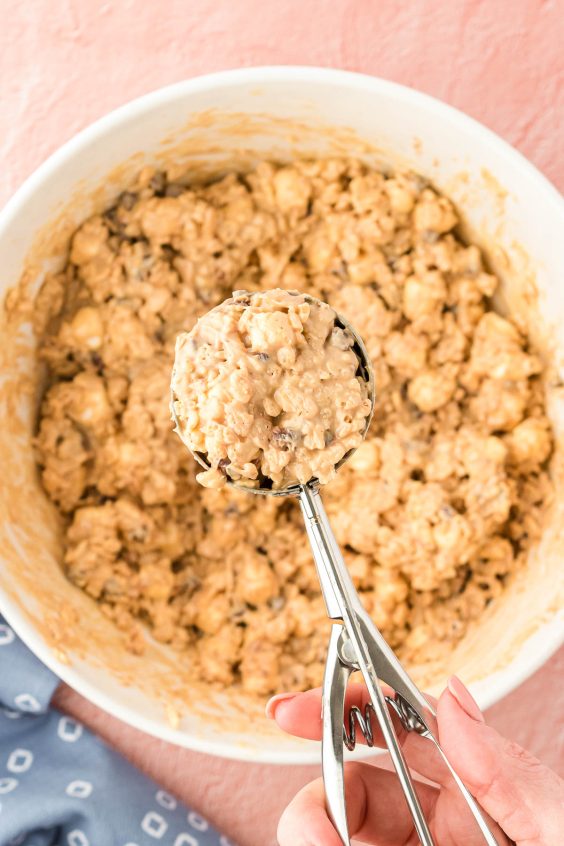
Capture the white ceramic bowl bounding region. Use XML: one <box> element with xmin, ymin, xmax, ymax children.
<box><xmin>0</xmin><ymin>67</ymin><xmax>563</xmax><ymax>764</ymax></box>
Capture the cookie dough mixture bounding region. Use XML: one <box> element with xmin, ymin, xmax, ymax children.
<box><xmin>34</xmin><ymin>159</ymin><xmax>553</xmax><ymax>696</ymax></box>
<box><xmin>171</xmin><ymin>288</ymin><xmax>371</xmax><ymax>490</ymax></box>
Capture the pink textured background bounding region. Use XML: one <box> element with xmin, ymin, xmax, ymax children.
<box><xmin>1</xmin><ymin>2</ymin><xmax>562</xmax><ymax>844</ymax></box>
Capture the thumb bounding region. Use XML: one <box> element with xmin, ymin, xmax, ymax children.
<box><xmin>437</xmin><ymin>677</ymin><xmax>564</xmax><ymax>845</ymax></box>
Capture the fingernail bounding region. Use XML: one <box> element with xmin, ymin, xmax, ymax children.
<box><xmin>448</xmin><ymin>675</ymin><xmax>485</xmax><ymax>722</ymax></box>
<box><xmin>265</xmin><ymin>692</ymin><xmax>298</xmax><ymax>720</ymax></box>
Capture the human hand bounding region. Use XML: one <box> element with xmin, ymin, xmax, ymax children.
<box><xmin>268</xmin><ymin>676</ymin><xmax>564</xmax><ymax>845</ymax></box>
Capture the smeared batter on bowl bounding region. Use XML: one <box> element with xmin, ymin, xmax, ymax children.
<box><xmin>171</xmin><ymin>288</ymin><xmax>372</xmax><ymax>490</ymax></box>
<box><xmin>34</xmin><ymin>159</ymin><xmax>553</xmax><ymax>695</ymax></box>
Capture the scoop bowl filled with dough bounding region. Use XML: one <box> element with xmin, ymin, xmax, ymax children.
<box><xmin>0</xmin><ymin>67</ymin><xmax>562</xmax><ymax>763</ymax></box>
<box><xmin>171</xmin><ymin>288</ymin><xmax>374</xmax><ymax>492</ymax></box>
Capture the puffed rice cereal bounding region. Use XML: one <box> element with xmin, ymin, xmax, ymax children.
<box><xmin>34</xmin><ymin>159</ymin><xmax>553</xmax><ymax>696</ymax></box>
<box><xmin>171</xmin><ymin>288</ymin><xmax>371</xmax><ymax>490</ymax></box>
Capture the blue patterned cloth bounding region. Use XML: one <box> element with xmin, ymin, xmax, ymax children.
<box><xmin>0</xmin><ymin>617</ymin><xmax>233</xmax><ymax>846</ymax></box>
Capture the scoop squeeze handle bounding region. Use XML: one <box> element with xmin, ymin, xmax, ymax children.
<box><xmin>300</xmin><ymin>484</ymin><xmax>436</xmax><ymax>846</ymax></box>
<box><xmin>299</xmin><ymin>483</ymin><xmax>501</xmax><ymax>846</ymax></box>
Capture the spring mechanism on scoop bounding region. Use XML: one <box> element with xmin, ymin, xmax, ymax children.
<box><xmin>343</xmin><ymin>695</ymin><xmax>426</xmax><ymax>751</ymax></box>
<box><xmin>343</xmin><ymin>703</ymin><xmax>376</xmax><ymax>750</ymax></box>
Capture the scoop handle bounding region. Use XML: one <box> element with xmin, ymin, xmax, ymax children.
<box><xmin>299</xmin><ymin>484</ymin><xmax>436</xmax><ymax>846</ymax></box>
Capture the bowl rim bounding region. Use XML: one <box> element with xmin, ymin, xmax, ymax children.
<box><xmin>0</xmin><ymin>65</ymin><xmax>563</xmax><ymax>764</ymax></box>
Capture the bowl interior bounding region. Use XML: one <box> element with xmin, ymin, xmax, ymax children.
<box><xmin>0</xmin><ymin>69</ymin><xmax>563</xmax><ymax>763</ymax></box>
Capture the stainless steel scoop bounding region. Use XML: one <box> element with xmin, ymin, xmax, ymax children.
<box><xmin>171</xmin><ymin>295</ymin><xmax>375</xmax><ymax>496</ymax></box>
<box><xmin>170</xmin><ymin>294</ymin><xmax>500</xmax><ymax>846</ymax></box>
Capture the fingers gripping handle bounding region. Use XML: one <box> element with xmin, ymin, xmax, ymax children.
<box><xmin>423</xmin><ymin>731</ymin><xmax>501</xmax><ymax>846</ymax></box>
<box><xmin>322</xmin><ymin>624</ymin><xmax>353</xmax><ymax>845</ymax></box>
<box><xmin>300</xmin><ymin>485</ymin><xmax>435</xmax><ymax>846</ymax></box>
<box><xmin>301</xmin><ymin>485</ymin><xmax>500</xmax><ymax>846</ymax></box>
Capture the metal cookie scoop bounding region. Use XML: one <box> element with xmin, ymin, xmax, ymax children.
<box><xmin>171</xmin><ymin>293</ymin><xmax>375</xmax><ymax>496</ymax></box>
<box><xmin>170</xmin><ymin>295</ymin><xmax>500</xmax><ymax>846</ymax></box>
